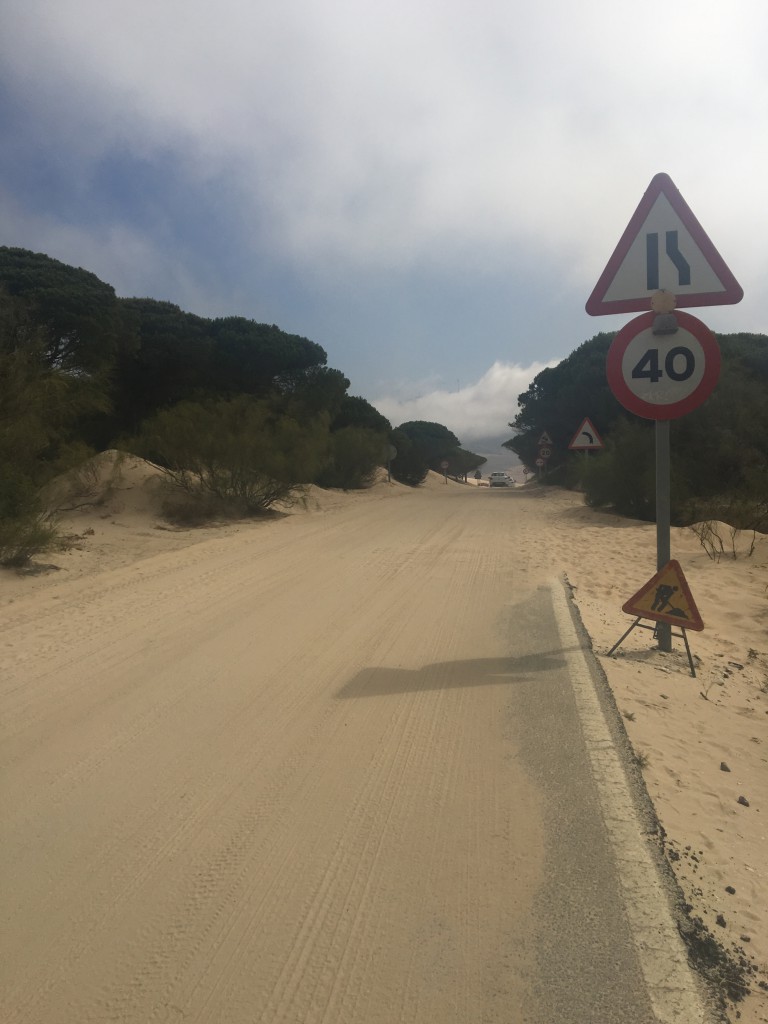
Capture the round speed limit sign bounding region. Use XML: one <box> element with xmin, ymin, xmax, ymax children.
<box><xmin>606</xmin><ymin>311</ymin><xmax>721</xmax><ymax>420</ymax></box>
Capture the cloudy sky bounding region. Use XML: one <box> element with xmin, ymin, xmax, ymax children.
<box><xmin>2</xmin><ymin>0</ymin><xmax>766</xmax><ymax>455</ymax></box>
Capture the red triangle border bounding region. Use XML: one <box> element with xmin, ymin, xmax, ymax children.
<box><xmin>586</xmin><ymin>173</ymin><xmax>743</xmax><ymax>316</ymax></box>
<box><xmin>622</xmin><ymin>559</ymin><xmax>704</xmax><ymax>631</ymax></box>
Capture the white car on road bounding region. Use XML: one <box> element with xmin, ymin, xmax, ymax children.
<box><xmin>488</xmin><ymin>472</ymin><xmax>512</xmax><ymax>487</ymax></box>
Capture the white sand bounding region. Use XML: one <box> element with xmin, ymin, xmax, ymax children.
<box><xmin>1</xmin><ymin>454</ymin><xmax>765</xmax><ymax>1022</ymax></box>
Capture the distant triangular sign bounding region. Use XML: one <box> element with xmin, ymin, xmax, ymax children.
<box><xmin>568</xmin><ymin>417</ymin><xmax>604</xmax><ymax>450</ymax></box>
<box><xmin>586</xmin><ymin>173</ymin><xmax>743</xmax><ymax>316</ymax></box>
<box><xmin>622</xmin><ymin>560</ymin><xmax>704</xmax><ymax>631</ymax></box>
<box><xmin>538</xmin><ymin>431</ymin><xmax>553</xmax><ymax>445</ymax></box>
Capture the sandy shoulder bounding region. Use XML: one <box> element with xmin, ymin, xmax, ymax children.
<box><xmin>563</xmin><ymin>499</ymin><xmax>768</xmax><ymax>1022</ymax></box>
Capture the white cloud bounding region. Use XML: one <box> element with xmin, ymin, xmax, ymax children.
<box><xmin>1</xmin><ymin>0</ymin><xmax>764</xmax><ymax>409</ymax></box>
<box><xmin>5</xmin><ymin>0</ymin><xmax>767</xmax><ymax>283</ymax></box>
<box><xmin>372</xmin><ymin>359</ymin><xmax>558</xmax><ymax>442</ymax></box>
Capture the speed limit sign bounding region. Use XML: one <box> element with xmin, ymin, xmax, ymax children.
<box><xmin>606</xmin><ymin>310</ymin><xmax>721</xmax><ymax>420</ymax></box>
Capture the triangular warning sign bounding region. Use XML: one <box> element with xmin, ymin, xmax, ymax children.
<box><xmin>538</xmin><ymin>431</ymin><xmax>552</xmax><ymax>445</ymax></box>
<box><xmin>586</xmin><ymin>172</ymin><xmax>743</xmax><ymax>316</ymax></box>
<box><xmin>568</xmin><ymin>417</ymin><xmax>604</xmax><ymax>450</ymax></box>
<box><xmin>622</xmin><ymin>560</ymin><xmax>704</xmax><ymax>631</ymax></box>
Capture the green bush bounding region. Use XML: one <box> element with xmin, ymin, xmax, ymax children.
<box><xmin>0</xmin><ymin>514</ymin><xmax>59</xmax><ymax>567</ymax></box>
<box><xmin>0</xmin><ymin>295</ymin><xmax>104</xmax><ymax>564</ymax></box>
<box><xmin>582</xmin><ymin>419</ymin><xmax>655</xmax><ymax>520</ymax></box>
<box><xmin>315</xmin><ymin>427</ymin><xmax>388</xmax><ymax>489</ymax></box>
<box><xmin>159</xmin><ymin>490</ymin><xmax>246</xmax><ymax>527</ymax></box>
<box><xmin>0</xmin><ymin>472</ymin><xmax>58</xmax><ymax>566</ymax></box>
<box><xmin>132</xmin><ymin>396</ymin><xmax>329</xmax><ymax>517</ymax></box>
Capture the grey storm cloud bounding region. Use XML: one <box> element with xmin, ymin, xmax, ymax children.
<box><xmin>1</xmin><ymin>0</ymin><xmax>766</xmax><ymax>436</ymax></box>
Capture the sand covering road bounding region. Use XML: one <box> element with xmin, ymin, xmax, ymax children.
<box><xmin>1</xmin><ymin>453</ymin><xmax>766</xmax><ymax>1022</ymax></box>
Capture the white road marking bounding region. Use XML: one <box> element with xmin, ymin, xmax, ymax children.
<box><xmin>550</xmin><ymin>579</ymin><xmax>713</xmax><ymax>1024</ymax></box>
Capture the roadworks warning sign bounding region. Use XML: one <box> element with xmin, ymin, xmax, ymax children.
<box><xmin>622</xmin><ymin>560</ymin><xmax>704</xmax><ymax>631</ymax></box>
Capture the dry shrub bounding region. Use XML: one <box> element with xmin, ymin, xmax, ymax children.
<box><xmin>133</xmin><ymin>397</ymin><xmax>326</xmax><ymax>517</ymax></box>
<box><xmin>689</xmin><ymin>520</ymin><xmax>760</xmax><ymax>562</ymax></box>
<box><xmin>42</xmin><ymin>450</ymin><xmax>126</xmax><ymax>513</ymax></box>
<box><xmin>0</xmin><ymin>512</ymin><xmax>59</xmax><ymax>567</ymax></box>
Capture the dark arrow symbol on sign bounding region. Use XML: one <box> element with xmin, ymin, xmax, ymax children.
<box><xmin>581</xmin><ymin>430</ymin><xmax>594</xmax><ymax>444</ymax></box>
<box><xmin>646</xmin><ymin>231</ymin><xmax>691</xmax><ymax>290</ymax></box>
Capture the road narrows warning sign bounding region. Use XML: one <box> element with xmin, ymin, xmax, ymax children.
<box><xmin>622</xmin><ymin>560</ymin><xmax>704</xmax><ymax>631</ymax></box>
<box><xmin>586</xmin><ymin>173</ymin><xmax>742</xmax><ymax>316</ymax></box>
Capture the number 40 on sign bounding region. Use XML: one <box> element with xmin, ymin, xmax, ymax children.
<box><xmin>606</xmin><ymin>309</ymin><xmax>721</xmax><ymax>421</ymax></box>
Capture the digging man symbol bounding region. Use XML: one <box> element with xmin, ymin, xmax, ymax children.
<box><xmin>651</xmin><ymin>584</ymin><xmax>688</xmax><ymax>620</ymax></box>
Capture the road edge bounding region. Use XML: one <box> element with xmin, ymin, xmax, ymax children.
<box><xmin>551</xmin><ymin>575</ymin><xmax>721</xmax><ymax>1024</ymax></box>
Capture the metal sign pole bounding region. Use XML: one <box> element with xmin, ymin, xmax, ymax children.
<box><xmin>655</xmin><ymin>419</ymin><xmax>672</xmax><ymax>651</ymax></box>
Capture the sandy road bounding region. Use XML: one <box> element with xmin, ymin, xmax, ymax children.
<box><xmin>1</xmin><ymin>484</ymin><xmax>708</xmax><ymax>1023</ymax></box>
